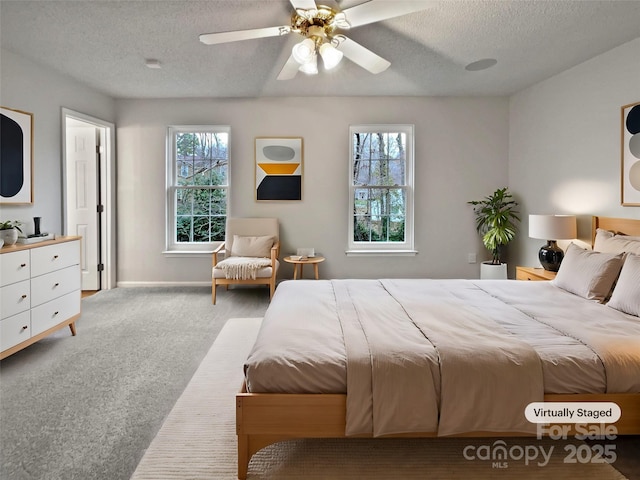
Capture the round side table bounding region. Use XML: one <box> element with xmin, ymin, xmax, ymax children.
<box><xmin>283</xmin><ymin>256</ymin><xmax>325</xmax><ymax>280</ymax></box>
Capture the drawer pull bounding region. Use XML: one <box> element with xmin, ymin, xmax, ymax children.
<box><xmin>53</xmin><ymin>255</ymin><xmax>59</xmax><ymax>260</ymax></box>
<box><xmin>22</xmin><ymin>325</ymin><xmax>28</xmax><ymax>330</ymax></box>
<box><xmin>20</xmin><ymin>263</ymin><xmax>27</xmax><ymax>268</ymax></box>
<box><xmin>21</xmin><ymin>294</ymin><xmax>27</xmax><ymax>299</ymax></box>
<box><xmin>54</xmin><ymin>282</ymin><xmax>60</xmax><ymax>288</ymax></box>
<box><xmin>53</xmin><ymin>311</ymin><xmax>59</xmax><ymax>316</ymax></box>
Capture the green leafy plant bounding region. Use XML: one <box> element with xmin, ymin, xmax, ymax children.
<box><xmin>0</xmin><ymin>220</ymin><xmax>22</xmax><ymax>233</ymax></box>
<box><xmin>468</xmin><ymin>187</ymin><xmax>520</xmax><ymax>265</ymax></box>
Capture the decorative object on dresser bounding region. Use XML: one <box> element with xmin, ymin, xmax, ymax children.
<box><xmin>516</xmin><ymin>266</ymin><xmax>557</xmax><ymax>281</ymax></box>
<box><xmin>468</xmin><ymin>187</ymin><xmax>519</xmax><ymax>279</ymax></box>
<box><xmin>0</xmin><ymin>220</ymin><xmax>23</xmax><ymax>246</ymax></box>
<box><xmin>0</xmin><ymin>236</ymin><xmax>82</xmax><ymax>359</ymax></box>
<box><xmin>621</xmin><ymin>101</ymin><xmax>640</xmax><ymax>206</ymax></box>
<box><xmin>529</xmin><ymin>214</ymin><xmax>577</xmax><ymax>271</ymax></box>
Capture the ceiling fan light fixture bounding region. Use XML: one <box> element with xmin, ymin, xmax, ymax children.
<box><xmin>298</xmin><ymin>54</ymin><xmax>318</xmax><ymax>75</ymax></box>
<box><xmin>292</xmin><ymin>38</ymin><xmax>316</xmax><ymax>64</ymax></box>
<box><xmin>319</xmin><ymin>42</ymin><xmax>343</xmax><ymax>70</ymax></box>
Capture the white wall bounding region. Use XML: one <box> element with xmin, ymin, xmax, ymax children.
<box><xmin>116</xmin><ymin>96</ymin><xmax>509</xmax><ymax>284</ymax></box>
<box><xmin>509</xmin><ymin>38</ymin><xmax>640</xmax><ymax>268</ymax></box>
<box><xmin>0</xmin><ymin>49</ymin><xmax>116</xmax><ymax>234</ymax></box>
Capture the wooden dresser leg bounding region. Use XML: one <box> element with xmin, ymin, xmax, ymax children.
<box><xmin>69</xmin><ymin>322</ymin><xmax>77</xmax><ymax>336</ymax></box>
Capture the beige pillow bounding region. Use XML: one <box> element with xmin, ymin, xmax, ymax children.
<box><xmin>594</xmin><ymin>228</ymin><xmax>640</xmax><ymax>255</ymax></box>
<box><xmin>607</xmin><ymin>254</ymin><xmax>640</xmax><ymax>316</ymax></box>
<box><xmin>230</xmin><ymin>235</ymin><xmax>274</xmax><ymax>258</ymax></box>
<box><xmin>552</xmin><ymin>243</ymin><xmax>624</xmax><ymax>302</ymax></box>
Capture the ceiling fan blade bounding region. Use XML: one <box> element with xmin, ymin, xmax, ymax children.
<box><xmin>277</xmin><ymin>54</ymin><xmax>300</xmax><ymax>80</ymax></box>
<box><xmin>336</xmin><ymin>36</ymin><xmax>390</xmax><ymax>74</ymax></box>
<box><xmin>343</xmin><ymin>0</ymin><xmax>431</xmax><ymax>28</ymax></box>
<box><xmin>289</xmin><ymin>0</ymin><xmax>317</xmax><ymax>10</ymax></box>
<box><xmin>199</xmin><ymin>26</ymin><xmax>290</xmax><ymax>45</ymax></box>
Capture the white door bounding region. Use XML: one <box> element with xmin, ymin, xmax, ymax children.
<box><xmin>65</xmin><ymin>121</ymin><xmax>100</xmax><ymax>290</ymax></box>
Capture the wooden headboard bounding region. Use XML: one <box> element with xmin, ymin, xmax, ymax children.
<box><xmin>592</xmin><ymin>216</ymin><xmax>640</xmax><ymax>246</ymax></box>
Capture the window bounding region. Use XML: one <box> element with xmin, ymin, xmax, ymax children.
<box><xmin>347</xmin><ymin>125</ymin><xmax>415</xmax><ymax>255</ymax></box>
<box><xmin>166</xmin><ymin>126</ymin><xmax>229</xmax><ymax>253</ymax></box>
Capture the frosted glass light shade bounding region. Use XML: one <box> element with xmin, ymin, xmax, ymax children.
<box><xmin>292</xmin><ymin>38</ymin><xmax>315</xmax><ymax>64</ymax></box>
<box><xmin>529</xmin><ymin>215</ymin><xmax>577</xmax><ymax>240</ymax></box>
<box><xmin>298</xmin><ymin>55</ymin><xmax>318</xmax><ymax>75</ymax></box>
<box><xmin>319</xmin><ymin>42</ymin><xmax>343</xmax><ymax>70</ymax></box>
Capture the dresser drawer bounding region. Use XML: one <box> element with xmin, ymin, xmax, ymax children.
<box><xmin>30</xmin><ymin>241</ymin><xmax>80</xmax><ymax>277</ymax></box>
<box><xmin>0</xmin><ymin>250</ymin><xmax>30</xmax><ymax>287</ymax></box>
<box><xmin>31</xmin><ymin>265</ymin><xmax>81</xmax><ymax>308</ymax></box>
<box><xmin>31</xmin><ymin>291</ymin><xmax>80</xmax><ymax>337</ymax></box>
<box><xmin>1</xmin><ymin>280</ymin><xmax>30</xmax><ymax>319</ymax></box>
<box><xmin>0</xmin><ymin>311</ymin><xmax>31</xmax><ymax>352</ymax></box>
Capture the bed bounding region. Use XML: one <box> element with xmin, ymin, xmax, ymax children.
<box><xmin>236</xmin><ymin>216</ymin><xmax>640</xmax><ymax>479</ymax></box>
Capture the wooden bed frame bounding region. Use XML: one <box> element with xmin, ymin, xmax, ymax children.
<box><xmin>236</xmin><ymin>216</ymin><xmax>640</xmax><ymax>479</ymax></box>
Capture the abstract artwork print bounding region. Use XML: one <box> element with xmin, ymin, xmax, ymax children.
<box><xmin>256</xmin><ymin>137</ymin><xmax>302</xmax><ymax>201</ymax></box>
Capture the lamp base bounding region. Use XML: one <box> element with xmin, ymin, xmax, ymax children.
<box><xmin>539</xmin><ymin>240</ymin><xmax>564</xmax><ymax>272</ymax></box>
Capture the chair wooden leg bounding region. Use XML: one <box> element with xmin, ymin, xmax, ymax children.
<box><xmin>69</xmin><ymin>322</ymin><xmax>77</xmax><ymax>336</ymax></box>
<box><xmin>269</xmin><ymin>281</ymin><xmax>275</xmax><ymax>299</ymax></box>
<box><xmin>212</xmin><ymin>282</ymin><xmax>217</xmax><ymax>305</ymax></box>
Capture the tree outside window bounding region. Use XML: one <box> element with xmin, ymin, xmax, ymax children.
<box><xmin>167</xmin><ymin>126</ymin><xmax>230</xmax><ymax>251</ymax></box>
<box><xmin>348</xmin><ymin>125</ymin><xmax>415</xmax><ymax>255</ymax></box>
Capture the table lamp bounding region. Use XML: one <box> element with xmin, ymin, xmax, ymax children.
<box><xmin>529</xmin><ymin>214</ymin><xmax>577</xmax><ymax>272</ymax></box>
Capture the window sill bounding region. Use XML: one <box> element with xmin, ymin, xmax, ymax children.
<box><xmin>345</xmin><ymin>250</ymin><xmax>418</xmax><ymax>257</ymax></box>
<box><xmin>162</xmin><ymin>250</ymin><xmax>215</xmax><ymax>258</ymax></box>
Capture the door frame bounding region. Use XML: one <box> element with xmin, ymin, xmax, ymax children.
<box><xmin>61</xmin><ymin>108</ymin><xmax>116</xmax><ymax>290</ymax></box>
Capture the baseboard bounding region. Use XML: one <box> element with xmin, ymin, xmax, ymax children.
<box><xmin>116</xmin><ymin>281</ymin><xmax>211</xmax><ymax>287</ymax></box>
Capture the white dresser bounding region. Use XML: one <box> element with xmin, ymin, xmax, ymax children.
<box><xmin>0</xmin><ymin>236</ymin><xmax>81</xmax><ymax>359</ymax></box>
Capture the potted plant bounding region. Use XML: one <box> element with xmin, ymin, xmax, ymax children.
<box><xmin>0</xmin><ymin>220</ymin><xmax>23</xmax><ymax>246</ymax></box>
<box><xmin>468</xmin><ymin>187</ymin><xmax>519</xmax><ymax>279</ymax></box>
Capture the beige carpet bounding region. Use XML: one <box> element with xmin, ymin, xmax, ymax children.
<box><xmin>130</xmin><ymin>317</ymin><xmax>628</xmax><ymax>480</ymax></box>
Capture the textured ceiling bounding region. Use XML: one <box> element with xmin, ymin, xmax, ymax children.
<box><xmin>1</xmin><ymin>0</ymin><xmax>639</xmax><ymax>99</ymax></box>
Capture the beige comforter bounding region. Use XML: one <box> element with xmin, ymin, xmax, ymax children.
<box><xmin>244</xmin><ymin>279</ymin><xmax>640</xmax><ymax>438</ymax></box>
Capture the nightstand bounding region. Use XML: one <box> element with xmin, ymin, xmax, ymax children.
<box><xmin>516</xmin><ymin>266</ymin><xmax>557</xmax><ymax>281</ymax></box>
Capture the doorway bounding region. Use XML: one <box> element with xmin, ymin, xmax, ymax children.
<box><xmin>62</xmin><ymin>109</ymin><xmax>116</xmax><ymax>291</ymax></box>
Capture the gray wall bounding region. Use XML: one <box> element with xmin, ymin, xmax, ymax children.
<box><xmin>509</xmin><ymin>38</ymin><xmax>640</xmax><ymax>268</ymax></box>
<box><xmin>0</xmin><ymin>49</ymin><xmax>116</xmax><ymax>234</ymax></box>
<box><xmin>116</xmin><ymin>96</ymin><xmax>508</xmax><ymax>284</ymax></box>
<box><xmin>3</xmin><ymin>36</ymin><xmax>638</xmax><ymax>286</ymax></box>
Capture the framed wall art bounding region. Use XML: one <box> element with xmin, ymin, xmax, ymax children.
<box><xmin>621</xmin><ymin>101</ymin><xmax>640</xmax><ymax>206</ymax></box>
<box><xmin>255</xmin><ymin>137</ymin><xmax>303</xmax><ymax>201</ymax></box>
<box><xmin>1</xmin><ymin>106</ymin><xmax>34</xmax><ymax>204</ymax></box>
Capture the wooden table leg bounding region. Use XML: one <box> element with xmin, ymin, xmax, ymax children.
<box><xmin>313</xmin><ymin>264</ymin><xmax>319</xmax><ymax>280</ymax></box>
<box><xmin>293</xmin><ymin>264</ymin><xmax>300</xmax><ymax>280</ymax></box>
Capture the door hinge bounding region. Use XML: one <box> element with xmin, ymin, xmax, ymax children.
<box><xmin>97</xmin><ymin>264</ymin><xmax>104</xmax><ymax>272</ymax></box>
<box><xmin>97</xmin><ymin>204</ymin><xmax>104</xmax><ymax>213</ymax></box>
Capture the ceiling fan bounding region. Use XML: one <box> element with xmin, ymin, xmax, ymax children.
<box><xmin>199</xmin><ymin>0</ymin><xmax>430</xmax><ymax>80</ymax></box>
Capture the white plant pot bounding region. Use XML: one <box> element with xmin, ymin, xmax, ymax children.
<box><xmin>0</xmin><ymin>228</ymin><xmax>19</xmax><ymax>246</ymax></box>
<box><xmin>480</xmin><ymin>262</ymin><xmax>508</xmax><ymax>280</ymax></box>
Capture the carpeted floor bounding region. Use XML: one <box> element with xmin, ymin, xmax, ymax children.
<box><xmin>2</xmin><ymin>286</ymin><xmax>638</xmax><ymax>480</ymax></box>
<box><xmin>131</xmin><ymin>317</ymin><xmax>634</xmax><ymax>480</ymax></box>
<box><xmin>0</xmin><ymin>286</ymin><xmax>269</xmax><ymax>480</ymax></box>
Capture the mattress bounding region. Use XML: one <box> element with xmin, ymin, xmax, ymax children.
<box><xmin>244</xmin><ymin>279</ymin><xmax>640</xmax><ymax>435</ymax></box>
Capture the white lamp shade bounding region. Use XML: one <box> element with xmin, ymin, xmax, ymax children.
<box><xmin>529</xmin><ymin>214</ymin><xmax>577</xmax><ymax>240</ymax></box>
<box><xmin>319</xmin><ymin>42</ymin><xmax>343</xmax><ymax>70</ymax></box>
<box><xmin>298</xmin><ymin>54</ymin><xmax>318</xmax><ymax>75</ymax></box>
<box><xmin>292</xmin><ymin>38</ymin><xmax>315</xmax><ymax>65</ymax></box>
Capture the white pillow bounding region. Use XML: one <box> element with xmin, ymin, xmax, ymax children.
<box><xmin>230</xmin><ymin>235</ymin><xmax>274</xmax><ymax>258</ymax></box>
<box><xmin>607</xmin><ymin>253</ymin><xmax>640</xmax><ymax>316</ymax></box>
<box><xmin>552</xmin><ymin>243</ymin><xmax>624</xmax><ymax>302</ymax></box>
<box><xmin>594</xmin><ymin>228</ymin><xmax>640</xmax><ymax>255</ymax></box>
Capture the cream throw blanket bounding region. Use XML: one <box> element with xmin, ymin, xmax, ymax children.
<box><xmin>215</xmin><ymin>257</ymin><xmax>272</xmax><ymax>280</ymax></box>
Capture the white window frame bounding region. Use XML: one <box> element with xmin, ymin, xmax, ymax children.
<box><xmin>347</xmin><ymin>124</ymin><xmax>416</xmax><ymax>256</ymax></box>
<box><xmin>164</xmin><ymin>125</ymin><xmax>230</xmax><ymax>255</ymax></box>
